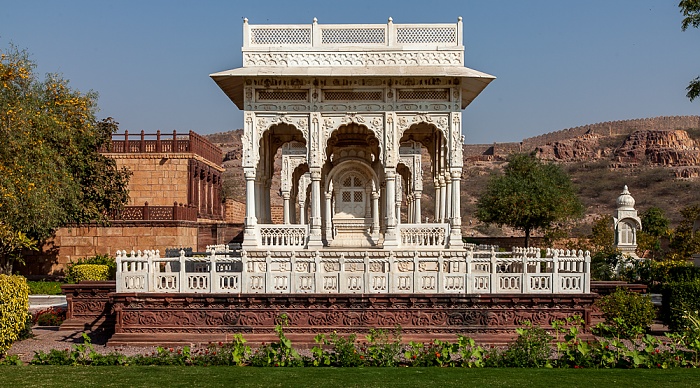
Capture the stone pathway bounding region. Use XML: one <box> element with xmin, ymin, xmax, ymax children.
<box><xmin>7</xmin><ymin>327</ymin><xmax>159</xmax><ymax>363</ymax></box>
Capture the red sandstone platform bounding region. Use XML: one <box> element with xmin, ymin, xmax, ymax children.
<box><xmin>107</xmin><ymin>292</ymin><xmax>596</xmax><ymax>346</ymax></box>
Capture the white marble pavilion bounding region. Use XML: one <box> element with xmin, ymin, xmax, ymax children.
<box><xmin>211</xmin><ymin>18</ymin><xmax>495</xmax><ymax>250</ymax></box>
<box><xmin>112</xmin><ymin>19</ymin><xmax>592</xmax><ymax>296</ymax></box>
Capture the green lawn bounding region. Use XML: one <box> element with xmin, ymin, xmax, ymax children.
<box><xmin>2</xmin><ymin>367</ymin><xmax>700</xmax><ymax>387</ymax></box>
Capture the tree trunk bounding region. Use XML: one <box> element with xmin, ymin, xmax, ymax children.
<box><xmin>0</xmin><ymin>256</ymin><xmax>13</xmax><ymax>275</ymax></box>
<box><xmin>524</xmin><ymin>228</ymin><xmax>531</xmax><ymax>248</ymax></box>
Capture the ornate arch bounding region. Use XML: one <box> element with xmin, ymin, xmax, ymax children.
<box><xmin>324</xmin><ymin>159</ymin><xmax>379</xmax><ymax>194</ymax></box>
<box><xmin>244</xmin><ymin>113</ymin><xmax>310</xmax><ymax>169</ymax></box>
<box><xmin>321</xmin><ymin>114</ymin><xmax>384</xmax><ymax>163</ymax></box>
<box><xmin>396</xmin><ymin>113</ymin><xmax>449</xmax><ymax>143</ymax></box>
<box><xmin>615</xmin><ymin>217</ymin><xmax>642</xmax><ymax>230</ymax></box>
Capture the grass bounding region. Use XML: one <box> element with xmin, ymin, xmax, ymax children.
<box><xmin>27</xmin><ymin>281</ymin><xmax>63</xmax><ymax>295</ymax></box>
<box><xmin>1</xmin><ymin>367</ymin><xmax>700</xmax><ymax>388</ymax></box>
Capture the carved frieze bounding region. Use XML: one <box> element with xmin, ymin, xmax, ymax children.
<box><xmin>109</xmin><ymin>293</ymin><xmax>595</xmax><ymax>344</ymax></box>
<box><xmin>243</xmin><ymin>51</ymin><xmax>463</xmax><ymax>67</ymax></box>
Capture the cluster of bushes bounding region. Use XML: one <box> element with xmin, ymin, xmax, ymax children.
<box><xmin>64</xmin><ymin>255</ymin><xmax>115</xmax><ymax>283</ymax></box>
<box><xmin>8</xmin><ymin>314</ymin><xmax>700</xmax><ymax>369</ymax></box>
<box><xmin>662</xmin><ymin>280</ymin><xmax>700</xmax><ymax>332</ymax></box>
<box><xmin>0</xmin><ymin>275</ymin><xmax>30</xmax><ymax>357</ymax></box>
<box><xmin>32</xmin><ymin>307</ymin><xmax>66</xmax><ymax>327</ymax></box>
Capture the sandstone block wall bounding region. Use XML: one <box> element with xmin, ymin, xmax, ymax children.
<box><xmin>22</xmin><ymin>223</ymin><xmax>199</xmax><ymax>276</ymax></box>
<box><xmin>112</xmin><ymin>155</ymin><xmax>190</xmax><ymax>206</ymax></box>
<box><xmin>224</xmin><ymin>199</ymin><xmax>246</xmax><ymax>223</ymax></box>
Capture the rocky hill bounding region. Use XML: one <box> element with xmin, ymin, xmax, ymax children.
<box><xmin>206</xmin><ymin>115</ymin><xmax>700</xmax><ymax>233</ymax></box>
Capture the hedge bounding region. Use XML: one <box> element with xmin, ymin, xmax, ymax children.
<box><xmin>64</xmin><ymin>255</ymin><xmax>116</xmax><ymax>283</ymax></box>
<box><xmin>661</xmin><ymin>280</ymin><xmax>700</xmax><ymax>331</ymax></box>
<box><xmin>71</xmin><ymin>264</ymin><xmax>110</xmax><ymax>282</ymax></box>
<box><xmin>0</xmin><ymin>274</ymin><xmax>29</xmax><ymax>356</ymax></box>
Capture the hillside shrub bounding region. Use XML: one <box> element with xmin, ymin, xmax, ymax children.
<box><xmin>662</xmin><ymin>280</ymin><xmax>700</xmax><ymax>331</ymax></box>
<box><xmin>0</xmin><ymin>274</ymin><xmax>30</xmax><ymax>356</ymax></box>
<box><xmin>70</xmin><ymin>264</ymin><xmax>110</xmax><ymax>282</ymax></box>
<box><xmin>596</xmin><ymin>288</ymin><xmax>655</xmax><ymax>338</ymax></box>
<box><xmin>500</xmin><ymin>322</ymin><xmax>552</xmax><ymax>367</ymax></box>
<box><xmin>64</xmin><ymin>255</ymin><xmax>115</xmax><ymax>283</ymax></box>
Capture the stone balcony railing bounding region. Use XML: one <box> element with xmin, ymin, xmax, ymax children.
<box><xmin>104</xmin><ymin>130</ymin><xmax>223</xmax><ymax>166</ymax></box>
<box><xmin>249</xmin><ymin>223</ymin><xmax>451</xmax><ymax>249</ymax></box>
<box><xmin>110</xmin><ymin>202</ymin><xmax>198</xmax><ymax>222</ymax></box>
<box><xmin>115</xmin><ymin>246</ymin><xmax>591</xmax><ymax>295</ymax></box>
<box><xmin>256</xmin><ymin>224</ymin><xmax>309</xmax><ymax>248</ymax></box>
<box><xmin>397</xmin><ymin>223</ymin><xmax>450</xmax><ymax>248</ymax></box>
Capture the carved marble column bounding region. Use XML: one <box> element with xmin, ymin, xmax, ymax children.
<box><xmin>407</xmin><ymin>194</ymin><xmax>413</xmax><ymax>223</ymax></box>
<box><xmin>308</xmin><ymin>169</ymin><xmax>323</xmax><ymax>247</ymax></box>
<box><xmin>395</xmin><ymin>178</ymin><xmax>402</xmax><ymax>226</ymax></box>
<box><xmin>448</xmin><ymin>169</ymin><xmax>463</xmax><ymax>248</ymax></box>
<box><xmin>384</xmin><ymin>168</ymin><xmax>398</xmax><ymax>247</ymax></box>
<box><xmin>444</xmin><ymin>173</ymin><xmax>452</xmax><ymax>225</ymax></box>
<box><xmin>243</xmin><ymin>169</ymin><xmax>258</xmax><ymax>248</ymax></box>
<box><xmin>298</xmin><ymin>199</ymin><xmax>306</xmax><ymax>225</ymax></box>
<box><xmin>372</xmin><ymin>192</ymin><xmax>380</xmax><ymax>236</ymax></box>
<box><xmin>254</xmin><ymin>176</ymin><xmax>263</xmax><ymax>224</ymax></box>
<box><xmin>324</xmin><ymin>192</ymin><xmax>333</xmax><ymax>244</ymax></box>
<box><xmin>414</xmin><ymin>191</ymin><xmax>422</xmax><ymax>224</ymax></box>
<box><xmin>438</xmin><ymin>176</ymin><xmax>447</xmax><ymax>223</ymax></box>
<box><xmin>282</xmin><ymin>192</ymin><xmax>291</xmax><ymax>224</ymax></box>
<box><xmin>434</xmin><ymin>178</ymin><xmax>441</xmax><ymax>223</ymax></box>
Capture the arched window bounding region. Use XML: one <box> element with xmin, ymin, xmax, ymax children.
<box><xmin>335</xmin><ymin>173</ymin><xmax>366</xmax><ymax>218</ymax></box>
<box><xmin>618</xmin><ymin>222</ymin><xmax>633</xmax><ymax>245</ymax></box>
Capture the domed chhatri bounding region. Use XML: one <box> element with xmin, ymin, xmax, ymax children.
<box><xmin>613</xmin><ymin>185</ymin><xmax>642</xmax><ymax>258</ymax></box>
<box><xmin>616</xmin><ymin>185</ymin><xmax>636</xmax><ymax>210</ymax></box>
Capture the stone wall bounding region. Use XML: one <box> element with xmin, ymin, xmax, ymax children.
<box><xmin>20</xmin><ymin>223</ymin><xmax>199</xmax><ymax>276</ymax></box>
<box><xmin>463</xmin><ymin>142</ymin><xmax>522</xmax><ymax>160</ymax></box>
<box><xmin>111</xmin><ymin>154</ymin><xmax>190</xmax><ymax>207</ymax></box>
<box><xmin>19</xmin><ymin>221</ymin><xmax>249</xmax><ymax>277</ymax></box>
<box><xmin>224</xmin><ymin>199</ymin><xmax>246</xmax><ymax>223</ymax></box>
<box><xmin>523</xmin><ymin>116</ymin><xmax>700</xmax><ymax>147</ymax></box>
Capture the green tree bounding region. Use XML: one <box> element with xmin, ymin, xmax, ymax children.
<box><xmin>0</xmin><ymin>46</ymin><xmax>130</xmax><ymax>274</ymax></box>
<box><xmin>475</xmin><ymin>153</ymin><xmax>584</xmax><ymax>247</ymax></box>
<box><xmin>589</xmin><ymin>214</ymin><xmax>615</xmax><ymax>253</ymax></box>
<box><xmin>587</xmin><ymin>214</ymin><xmax>623</xmax><ymax>281</ymax></box>
<box><xmin>680</xmin><ymin>0</ymin><xmax>700</xmax><ymax>101</ymax></box>
<box><xmin>636</xmin><ymin>207</ymin><xmax>670</xmax><ymax>260</ymax></box>
<box><xmin>668</xmin><ymin>204</ymin><xmax>700</xmax><ymax>260</ymax></box>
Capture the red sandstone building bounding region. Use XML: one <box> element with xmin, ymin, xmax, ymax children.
<box><xmin>26</xmin><ymin>130</ymin><xmax>240</xmax><ymax>276</ymax></box>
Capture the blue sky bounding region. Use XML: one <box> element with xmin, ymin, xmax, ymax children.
<box><xmin>1</xmin><ymin>1</ymin><xmax>698</xmax><ymax>144</ymax></box>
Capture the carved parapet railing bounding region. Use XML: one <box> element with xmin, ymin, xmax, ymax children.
<box><xmin>397</xmin><ymin>223</ymin><xmax>449</xmax><ymax>248</ymax></box>
<box><xmin>104</xmin><ymin>130</ymin><xmax>223</xmax><ymax>165</ymax></box>
<box><xmin>115</xmin><ymin>247</ymin><xmax>591</xmax><ymax>294</ymax></box>
<box><xmin>256</xmin><ymin>224</ymin><xmax>309</xmax><ymax>249</ymax></box>
<box><xmin>116</xmin><ymin>249</ymin><xmax>243</xmax><ymax>294</ymax></box>
<box><xmin>110</xmin><ymin>202</ymin><xmax>198</xmax><ymax>222</ymax></box>
<box><xmin>244</xmin><ymin>20</ymin><xmax>462</xmax><ymax>50</ymax></box>
<box><xmin>467</xmin><ymin>247</ymin><xmax>591</xmax><ymax>294</ymax></box>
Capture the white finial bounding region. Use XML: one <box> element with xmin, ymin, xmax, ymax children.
<box><xmin>458</xmin><ymin>16</ymin><xmax>462</xmax><ymax>22</ymax></box>
<box><xmin>313</xmin><ymin>17</ymin><xmax>318</xmax><ymax>23</ymax></box>
<box><xmin>243</xmin><ymin>18</ymin><xmax>248</xmax><ymax>24</ymax></box>
<box><xmin>388</xmin><ymin>17</ymin><xmax>393</xmax><ymax>23</ymax></box>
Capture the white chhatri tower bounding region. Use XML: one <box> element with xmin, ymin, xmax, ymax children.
<box><xmin>613</xmin><ymin>185</ymin><xmax>642</xmax><ymax>258</ymax></box>
<box><xmin>210</xmin><ymin>17</ymin><xmax>495</xmax><ymax>250</ymax></box>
